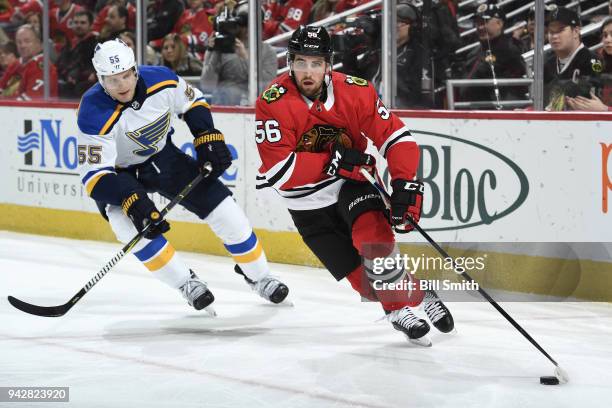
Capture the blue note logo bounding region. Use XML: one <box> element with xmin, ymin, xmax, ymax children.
<box><xmin>126</xmin><ymin>110</ymin><xmax>171</xmax><ymax>156</ymax></box>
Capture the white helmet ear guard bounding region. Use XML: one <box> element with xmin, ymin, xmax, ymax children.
<box><xmin>92</xmin><ymin>38</ymin><xmax>138</xmax><ymax>89</ymax></box>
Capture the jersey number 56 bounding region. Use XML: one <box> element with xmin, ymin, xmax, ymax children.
<box><xmin>255</xmin><ymin>120</ymin><xmax>282</xmax><ymax>144</ymax></box>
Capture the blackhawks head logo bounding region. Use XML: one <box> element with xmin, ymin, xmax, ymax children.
<box><xmin>592</xmin><ymin>59</ymin><xmax>603</xmax><ymax>73</ymax></box>
<box><xmin>261</xmin><ymin>84</ymin><xmax>287</xmax><ymax>104</ymax></box>
<box><xmin>296</xmin><ymin>125</ymin><xmax>353</xmax><ymax>152</ymax></box>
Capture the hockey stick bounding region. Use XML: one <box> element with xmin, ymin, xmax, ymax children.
<box><xmin>360</xmin><ymin>168</ymin><xmax>569</xmax><ymax>383</ymax></box>
<box><xmin>7</xmin><ymin>163</ymin><xmax>213</xmax><ymax>318</ymax></box>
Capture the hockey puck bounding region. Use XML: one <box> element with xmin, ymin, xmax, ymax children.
<box><xmin>540</xmin><ymin>376</ymin><xmax>560</xmax><ymax>385</ymax></box>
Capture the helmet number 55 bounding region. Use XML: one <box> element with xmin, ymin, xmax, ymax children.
<box><xmin>255</xmin><ymin>120</ymin><xmax>282</xmax><ymax>144</ymax></box>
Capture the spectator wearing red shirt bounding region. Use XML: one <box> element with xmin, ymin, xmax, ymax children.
<box><xmin>98</xmin><ymin>3</ymin><xmax>129</xmax><ymax>41</ymax></box>
<box><xmin>334</xmin><ymin>0</ymin><xmax>370</xmax><ymax>13</ymax></box>
<box><xmin>49</xmin><ymin>0</ymin><xmax>84</xmax><ymax>50</ymax></box>
<box><xmin>92</xmin><ymin>0</ymin><xmax>135</xmax><ymax>33</ymax></box>
<box><xmin>262</xmin><ymin>0</ymin><xmax>312</xmax><ymax>40</ymax></box>
<box><xmin>0</xmin><ymin>42</ymin><xmax>20</xmax><ymax>96</ymax></box>
<box><xmin>173</xmin><ymin>0</ymin><xmax>213</xmax><ymax>60</ymax></box>
<box><xmin>0</xmin><ymin>0</ymin><xmax>14</xmax><ymax>23</ymax></box>
<box><xmin>57</xmin><ymin>10</ymin><xmax>97</xmax><ymax>99</ymax></box>
<box><xmin>8</xmin><ymin>24</ymin><xmax>58</xmax><ymax>99</ymax></box>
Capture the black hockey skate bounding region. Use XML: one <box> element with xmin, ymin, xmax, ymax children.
<box><xmin>234</xmin><ymin>265</ymin><xmax>289</xmax><ymax>304</ymax></box>
<box><xmin>423</xmin><ymin>290</ymin><xmax>454</xmax><ymax>333</ymax></box>
<box><xmin>179</xmin><ymin>270</ymin><xmax>215</xmax><ymax>312</ymax></box>
<box><xmin>386</xmin><ymin>306</ymin><xmax>432</xmax><ymax>347</ymax></box>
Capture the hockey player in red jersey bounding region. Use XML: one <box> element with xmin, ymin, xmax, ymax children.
<box><xmin>255</xmin><ymin>25</ymin><xmax>454</xmax><ymax>346</ymax></box>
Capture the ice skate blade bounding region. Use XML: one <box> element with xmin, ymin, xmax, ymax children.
<box><xmin>276</xmin><ymin>298</ymin><xmax>295</xmax><ymax>307</ymax></box>
<box><xmin>204</xmin><ymin>305</ymin><xmax>217</xmax><ymax>317</ymax></box>
<box><xmin>407</xmin><ymin>334</ymin><xmax>432</xmax><ymax>347</ymax></box>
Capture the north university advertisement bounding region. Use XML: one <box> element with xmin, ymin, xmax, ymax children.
<box><xmin>1</xmin><ymin>105</ymin><xmax>611</xmax><ymax>242</ymax></box>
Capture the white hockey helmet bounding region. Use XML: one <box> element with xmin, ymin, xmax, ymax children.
<box><xmin>92</xmin><ymin>38</ymin><xmax>138</xmax><ymax>86</ymax></box>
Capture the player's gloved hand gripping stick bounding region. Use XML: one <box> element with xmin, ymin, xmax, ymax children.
<box><xmin>359</xmin><ymin>168</ymin><xmax>569</xmax><ymax>385</ymax></box>
<box><xmin>7</xmin><ymin>163</ymin><xmax>214</xmax><ymax>318</ymax></box>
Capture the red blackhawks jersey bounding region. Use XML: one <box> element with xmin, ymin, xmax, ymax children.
<box><xmin>17</xmin><ymin>54</ymin><xmax>58</xmax><ymax>100</ymax></box>
<box><xmin>173</xmin><ymin>7</ymin><xmax>213</xmax><ymax>59</ymax></box>
<box><xmin>255</xmin><ymin>71</ymin><xmax>418</xmax><ymax>211</ymax></box>
<box><xmin>262</xmin><ymin>0</ymin><xmax>312</xmax><ymax>40</ymax></box>
<box><xmin>51</xmin><ymin>3</ymin><xmax>84</xmax><ymax>48</ymax></box>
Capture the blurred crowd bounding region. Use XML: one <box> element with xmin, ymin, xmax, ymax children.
<box><xmin>0</xmin><ymin>0</ymin><xmax>610</xmax><ymax>110</ymax></box>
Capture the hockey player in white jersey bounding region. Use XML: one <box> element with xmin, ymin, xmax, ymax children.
<box><xmin>77</xmin><ymin>39</ymin><xmax>289</xmax><ymax>311</ymax></box>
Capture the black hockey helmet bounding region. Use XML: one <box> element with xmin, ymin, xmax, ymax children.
<box><xmin>287</xmin><ymin>25</ymin><xmax>333</xmax><ymax>62</ymax></box>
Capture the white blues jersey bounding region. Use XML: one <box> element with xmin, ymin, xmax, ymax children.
<box><xmin>77</xmin><ymin>65</ymin><xmax>210</xmax><ymax>198</ymax></box>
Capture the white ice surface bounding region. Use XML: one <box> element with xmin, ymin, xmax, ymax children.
<box><xmin>1</xmin><ymin>231</ymin><xmax>611</xmax><ymax>408</ymax></box>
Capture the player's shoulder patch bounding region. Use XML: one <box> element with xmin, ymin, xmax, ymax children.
<box><xmin>261</xmin><ymin>83</ymin><xmax>287</xmax><ymax>104</ymax></box>
<box><xmin>77</xmin><ymin>83</ymin><xmax>125</xmax><ymax>135</ymax></box>
<box><xmin>344</xmin><ymin>75</ymin><xmax>368</xmax><ymax>87</ymax></box>
<box><xmin>591</xmin><ymin>58</ymin><xmax>603</xmax><ymax>73</ymax></box>
<box><xmin>139</xmin><ymin>65</ymin><xmax>179</xmax><ymax>96</ymax></box>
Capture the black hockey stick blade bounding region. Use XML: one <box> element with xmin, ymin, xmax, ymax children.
<box><xmin>7</xmin><ymin>289</ymin><xmax>83</xmax><ymax>317</ymax></box>
<box><xmin>7</xmin><ymin>163</ymin><xmax>212</xmax><ymax>318</ymax></box>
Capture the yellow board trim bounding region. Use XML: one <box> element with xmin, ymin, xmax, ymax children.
<box><xmin>232</xmin><ymin>241</ymin><xmax>264</xmax><ymax>264</ymax></box>
<box><xmin>100</xmin><ymin>104</ymin><xmax>122</xmax><ymax>135</ymax></box>
<box><xmin>147</xmin><ymin>80</ymin><xmax>178</xmax><ymax>95</ymax></box>
<box><xmin>144</xmin><ymin>243</ymin><xmax>176</xmax><ymax>271</ymax></box>
<box><xmin>1</xmin><ymin>204</ymin><xmax>611</xmax><ymax>302</ymax></box>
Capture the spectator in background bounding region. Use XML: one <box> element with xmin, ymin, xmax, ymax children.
<box><xmin>172</xmin><ymin>0</ymin><xmax>213</xmax><ymax>60</ymax></box>
<box><xmin>118</xmin><ymin>30</ymin><xmax>159</xmax><ymax>65</ymax></box>
<box><xmin>0</xmin><ymin>41</ymin><xmax>17</xmax><ymax>74</ymax></box>
<box><xmin>202</xmin><ymin>2</ymin><xmax>277</xmax><ymax>105</ymax></box>
<box><xmin>394</xmin><ymin>3</ymin><xmax>424</xmax><ymax>108</ymax></box>
<box><xmin>335</xmin><ymin>0</ymin><xmax>369</xmax><ymax>14</ymax></box>
<box><xmin>544</xmin><ymin>7</ymin><xmax>603</xmax><ymax>110</ymax></box>
<box><xmin>309</xmin><ymin>0</ymin><xmax>338</xmax><ymax>23</ymax></box>
<box><xmin>566</xmin><ymin>16</ymin><xmax>612</xmax><ymax>111</ymax></box>
<box><xmin>1</xmin><ymin>24</ymin><xmax>58</xmax><ymax>99</ymax></box>
<box><xmin>161</xmin><ymin>33</ymin><xmax>203</xmax><ymax>76</ymax></box>
<box><xmin>334</xmin><ymin>12</ymin><xmax>380</xmax><ymax>81</ymax></box>
<box><xmin>0</xmin><ymin>41</ymin><xmax>20</xmax><ymax>96</ymax></box>
<box><xmin>0</xmin><ymin>0</ymin><xmax>14</xmax><ymax>23</ymax></box>
<box><xmin>462</xmin><ymin>4</ymin><xmax>526</xmax><ymax>106</ymax></box>
<box><xmin>99</xmin><ymin>3</ymin><xmax>129</xmax><ymax>41</ymax></box>
<box><xmin>429</xmin><ymin>0</ymin><xmax>461</xmax><ymax>99</ymax></box>
<box><xmin>262</xmin><ymin>0</ymin><xmax>312</xmax><ymax>40</ymax></box>
<box><xmin>50</xmin><ymin>0</ymin><xmax>84</xmax><ymax>51</ymax></box>
<box><xmin>514</xmin><ymin>8</ymin><xmax>538</xmax><ymax>54</ymax></box>
<box><xmin>92</xmin><ymin>0</ymin><xmax>136</xmax><ymax>34</ymax></box>
<box><xmin>56</xmin><ymin>9</ymin><xmax>97</xmax><ymax>99</ymax></box>
<box><xmin>147</xmin><ymin>0</ymin><xmax>184</xmax><ymax>42</ymax></box>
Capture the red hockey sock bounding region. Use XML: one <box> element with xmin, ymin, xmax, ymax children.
<box><xmin>351</xmin><ymin>211</ymin><xmax>424</xmax><ymax>310</ymax></box>
<box><xmin>346</xmin><ymin>265</ymin><xmax>378</xmax><ymax>301</ymax></box>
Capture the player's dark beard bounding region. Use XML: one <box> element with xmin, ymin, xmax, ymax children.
<box><xmin>298</xmin><ymin>78</ymin><xmax>324</xmax><ymax>101</ymax></box>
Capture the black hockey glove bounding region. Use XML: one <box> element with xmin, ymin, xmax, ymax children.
<box><xmin>121</xmin><ymin>192</ymin><xmax>170</xmax><ymax>240</ymax></box>
<box><xmin>324</xmin><ymin>142</ymin><xmax>376</xmax><ymax>183</ymax></box>
<box><xmin>390</xmin><ymin>179</ymin><xmax>424</xmax><ymax>233</ymax></box>
<box><xmin>194</xmin><ymin>129</ymin><xmax>233</xmax><ymax>179</ymax></box>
